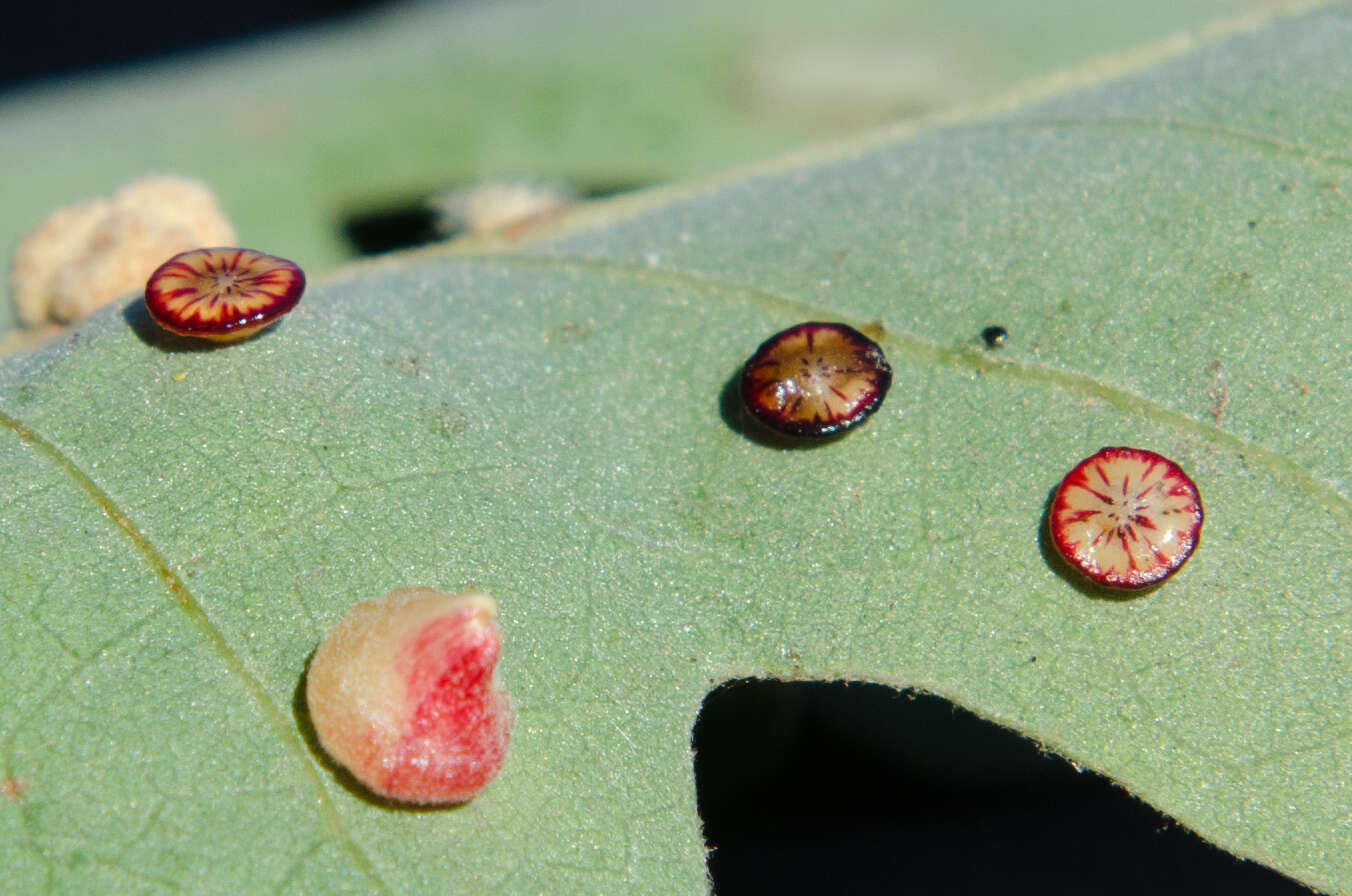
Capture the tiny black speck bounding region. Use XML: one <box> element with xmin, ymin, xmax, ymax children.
<box><xmin>981</xmin><ymin>326</ymin><xmax>1008</xmax><ymax>348</ymax></box>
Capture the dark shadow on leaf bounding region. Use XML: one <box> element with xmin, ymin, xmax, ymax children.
<box><xmin>122</xmin><ymin>297</ymin><xmax>285</xmax><ymax>353</ymax></box>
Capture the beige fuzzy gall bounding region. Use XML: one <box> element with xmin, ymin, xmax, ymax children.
<box><xmin>9</xmin><ymin>175</ymin><xmax>236</xmax><ymax>326</ymax></box>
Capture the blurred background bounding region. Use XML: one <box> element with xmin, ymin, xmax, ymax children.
<box><xmin>0</xmin><ymin>0</ymin><xmax>1282</xmax><ymax>287</ymax></box>
<box><xmin>1</xmin><ymin>1</ymin><xmax>386</xmax><ymax>89</ymax></box>
<box><xmin>0</xmin><ymin>2</ymin><xmax>1316</xmax><ymax>891</ymax></box>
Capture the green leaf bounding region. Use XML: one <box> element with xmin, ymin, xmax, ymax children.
<box><xmin>3</xmin><ymin>5</ymin><xmax>1351</xmax><ymax>895</ymax></box>
<box><xmin>0</xmin><ymin>0</ymin><xmax>1291</xmax><ymax>332</ymax></box>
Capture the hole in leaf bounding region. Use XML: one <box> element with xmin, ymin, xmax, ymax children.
<box><xmin>342</xmin><ymin>204</ymin><xmax>443</xmax><ymax>256</ymax></box>
<box><xmin>339</xmin><ymin>180</ymin><xmax>646</xmax><ymax>255</ymax></box>
<box><xmin>694</xmin><ymin>680</ymin><xmax>1310</xmax><ymax>895</ymax></box>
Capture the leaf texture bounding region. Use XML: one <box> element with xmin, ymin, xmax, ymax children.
<box><xmin>2</xmin><ymin>5</ymin><xmax>1351</xmax><ymax>894</ymax></box>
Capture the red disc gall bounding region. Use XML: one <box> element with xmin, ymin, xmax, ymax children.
<box><xmin>143</xmin><ymin>247</ymin><xmax>304</xmax><ymax>341</ymax></box>
<box><xmin>1049</xmin><ymin>447</ymin><xmax>1203</xmax><ymax>590</ymax></box>
<box><xmin>306</xmin><ymin>588</ymin><xmax>513</xmax><ymax>805</ymax></box>
<box><xmin>740</xmin><ymin>321</ymin><xmax>891</xmax><ymax>437</ymax></box>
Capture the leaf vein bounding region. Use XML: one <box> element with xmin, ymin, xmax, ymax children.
<box><xmin>1009</xmin><ymin>115</ymin><xmax>1352</xmax><ymax>170</ymax></box>
<box><xmin>482</xmin><ymin>251</ymin><xmax>1352</xmax><ymax>528</ymax></box>
<box><xmin>0</xmin><ymin>408</ymin><xmax>389</xmax><ymax>894</ymax></box>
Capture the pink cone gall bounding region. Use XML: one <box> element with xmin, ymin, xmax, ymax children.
<box><xmin>306</xmin><ymin>588</ymin><xmax>512</xmax><ymax>804</ymax></box>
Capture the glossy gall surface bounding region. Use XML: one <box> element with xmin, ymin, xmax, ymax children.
<box><xmin>1049</xmin><ymin>447</ymin><xmax>1204</xmax><ymax>590</ymax></box>
<box><xmin>144</xmin><ymin>247</ymin><xmax>304</xmax><ymax>341</ymax></box>
<box><xmin>739</xmin><ymin>321</ymin><xmax>891</xmax><ymax>437</ymax></box>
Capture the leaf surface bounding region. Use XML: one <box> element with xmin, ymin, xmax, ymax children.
<box><xmin>2</xmin><ymin>6</ymin><xmax>1351</xmax><ymax>894</ymax></box>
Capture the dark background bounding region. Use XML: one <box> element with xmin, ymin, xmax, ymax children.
<box><xmin>696</xmin><ymin>681</ymin><xmax>1311</xmax><ymax>895</ymax></box>
<box><xmin>0</xmin><ymin>0</ymin><xmax>387</xmax><ymax>92</ymax></box>
<box><xmin>0</xmin><ymin>4</ymin><xmax>1318</xmax><ymax>894</ymax></box>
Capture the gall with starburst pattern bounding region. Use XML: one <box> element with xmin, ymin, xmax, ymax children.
<box><xmin>739</xmin><ymin>322</ymin><xmax>891</xmax><ymax>437</ymax></box>
<box><xmin>144</xmin><ymin>247</ymin><xmax>305</xmax><ymax>341</ymax></box>
<box><xmin>1049</xmin><ymin>447</ymin><xmax>1203</xmax><ymax>590</ymax></box>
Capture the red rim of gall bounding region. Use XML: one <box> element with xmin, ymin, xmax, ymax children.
<box><xmin>144</xmin><ymin>247</ymin><xmax>305</xmax><ymax>341</ymax></box>
<box><xmin>1049</xmin><ymin>446</ymin><xmax>1204</xmax><ymax>590</ymax></box>
<box><xmin>739</xmin><ymin>321</ymin><xmax>892</xmax><ymax>437</ymax></box>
